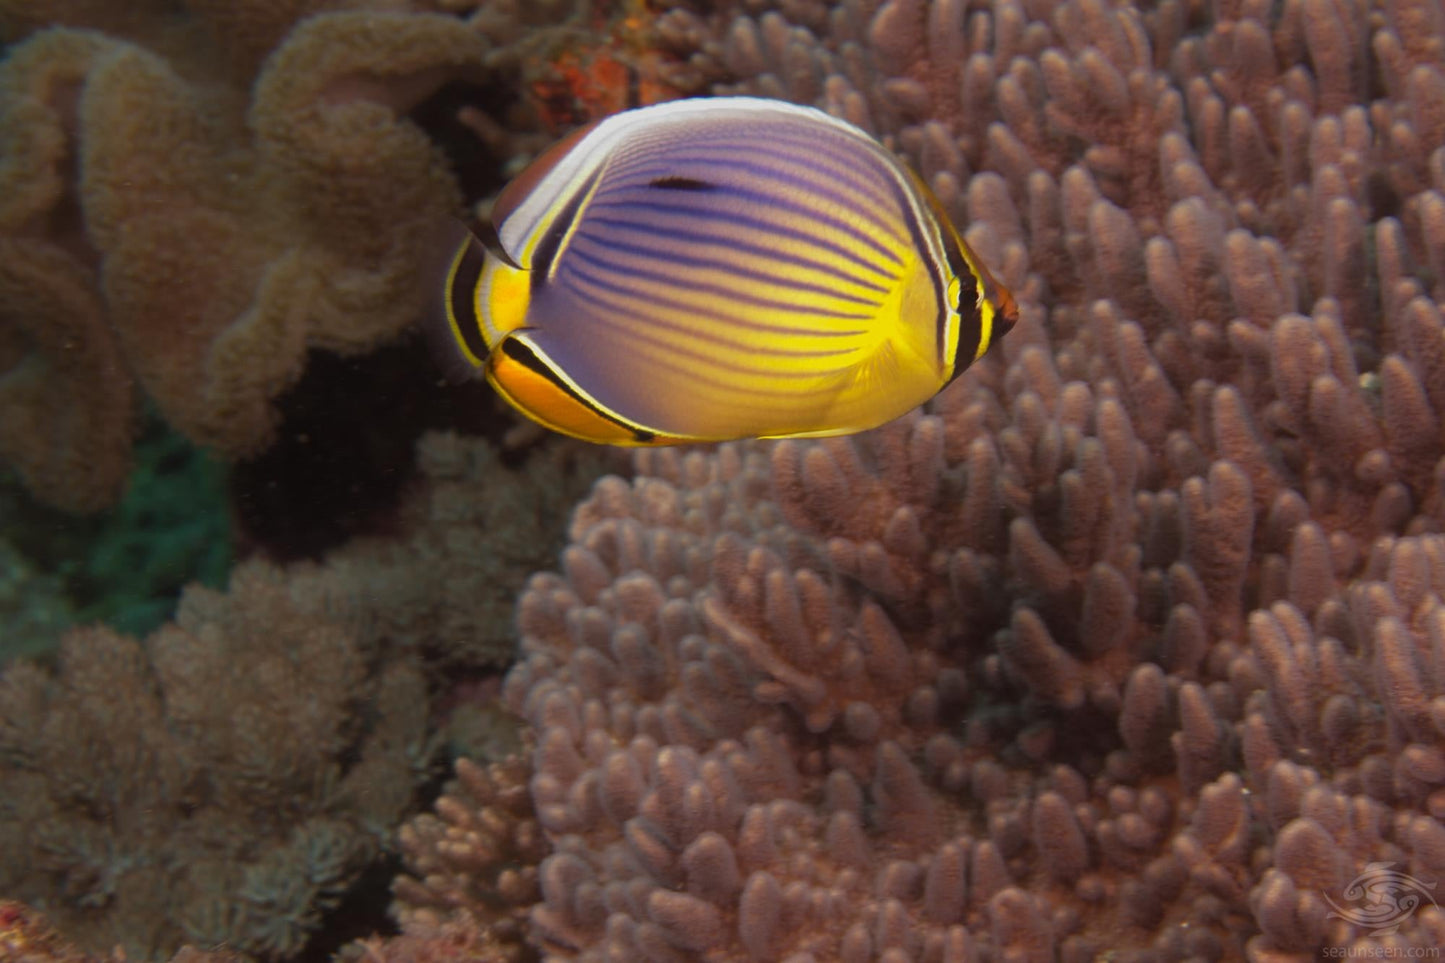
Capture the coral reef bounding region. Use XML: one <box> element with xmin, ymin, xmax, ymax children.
<box><xmin>8</xmin><ymin>0</ymin><xmax>1445</xmax><ymax>960</ymax></box>
<box><xmin>396</xmin><ymin>0</ymin><xmax>1445</xmax><ymax>959</ymax></box>
<box><xmin>0</xmin><ymin>3</ymin><xmax>488</xmax><ymax>511</ymax></box>
<box><xmin>0</xmin><ymin>564</ymin><xmax>434</xmax><ymax>961</ymax></box>
<box><xmin>0</xmin><ymin>0</ymin><xmax>690</xmax><ymax>515</ymax></box>
<box><xmin>0</xmin><ymin>431</ymin><xmax>605</xmax><ymax>959</ymax></box>
<box><xmin>284</xmin><ymin>430</ymin><xmax>617</xmax><ymax>674</ymax></box>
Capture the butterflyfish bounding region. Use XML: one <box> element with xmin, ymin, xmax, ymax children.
<box><xmin>437</xmin><ymin>96</ymin><xmax>1019</xmax><ymax>445</ymax></box>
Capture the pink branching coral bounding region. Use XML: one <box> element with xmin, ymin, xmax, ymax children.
<box><xmin>489</xmin><ymin>419</ymin><xmax>1445</xmax><ymax>958</ymax></box>
<box><xmin>390</xmin><ymin>753</ymin><xmax>545</xmax><ymax>962</ymax></box>
<box><xmin>394</xmin><ymin>0</ymin><xmax>1445</xmax><ymax>959</ymax></box>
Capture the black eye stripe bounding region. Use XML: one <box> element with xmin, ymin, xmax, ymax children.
<box><xmin>946</xmin><ymin>284</ymin><xmax>984</xmax><ymax>386</ymax></box>
<box><xmin>941</xmin><ymin>224</ymin><xmax>984</xmax><ymax>381</ymax></box>
<box><xmin>448</xmin><ymin>237</ymin><xmax>491</xmax><ymax>361</ymax></box>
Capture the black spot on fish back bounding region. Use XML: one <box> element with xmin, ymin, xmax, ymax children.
<box><xmin>531</xmin><ymin>167</ymin><xmax>603</xmax><ymax>292</ymax></box>
<box><xmin>648</xmin><ymin>176</ymin><xmax>716</xmax><ymax>191</ymax></box>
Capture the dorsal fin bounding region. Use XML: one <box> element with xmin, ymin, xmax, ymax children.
<box><xmin>491</xmin><ymin>118</ymin><xmax>604</xmax><ymax>236</ymax></box>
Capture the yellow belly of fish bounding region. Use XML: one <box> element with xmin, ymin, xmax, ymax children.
<box><xmin>764</xmin><ymin>340</ymin><xmax>942</xmax><ymax>439</ymax></box>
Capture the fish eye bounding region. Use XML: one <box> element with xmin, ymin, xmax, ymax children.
<box><xmin>939</xmin><ymin>233</ymin><xmax>979</xmax><ymax>312</ymax></box>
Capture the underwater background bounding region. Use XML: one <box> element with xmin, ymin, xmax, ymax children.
<box><xmin>3</xmin><ymin>0</ymin><xmax>1445</xmax><ymax>960</ymax></box>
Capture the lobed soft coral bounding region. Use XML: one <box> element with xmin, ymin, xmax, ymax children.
<box><xmin>0</xmin><ymin>0</ymin><xmax>690</xmax><ymax>515</ymax></box>
<box><xmin>0</xmin><ymin>3</ymin><xmax>487</xmax><ymax>511</ymax></box>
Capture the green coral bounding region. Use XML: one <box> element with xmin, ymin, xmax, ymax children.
<box><xmin>75</xmin><ymin>413</ymin><xmax>232</xmax><ymax>635</ymax></box>
<box><xmin>0</xmin><ymin>408</ymin><xmax>231</xmax><ymax>649</ymax></box>
<box><xmin>0</xmin><ymin>537</ymin><xmax>73</xmax><ymax>664</ymax></box>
